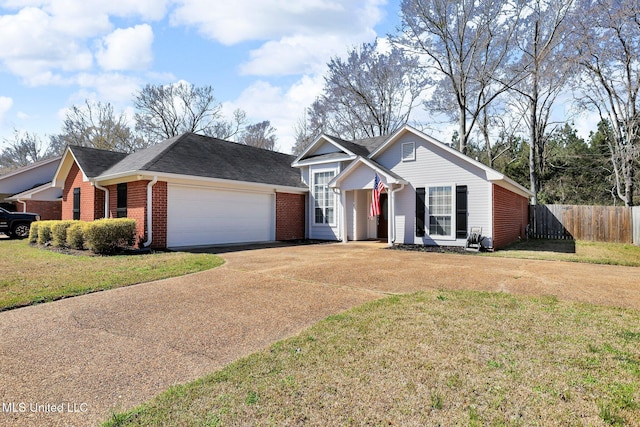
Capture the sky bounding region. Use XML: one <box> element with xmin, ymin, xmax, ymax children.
<box><xmin>0</xmin><ymin>0</ymin><xmax>404</xmax><ymax>155</ymax></box>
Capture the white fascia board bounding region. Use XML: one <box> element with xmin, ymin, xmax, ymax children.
<box><xmin>328</xmin><ymin>157</ymin><xmax>407</xmax><ymax>188</ymax></box>
<box><xmin>6</xmin><ymin>182</ymin><xmax>57</xmax><ymax>200</ymax></box>
<box><xmin>95</xmin><ymin>170</ymin><xmax>309</xmax><ymax>194</ymax></box>
<box><xmin>51</xmin><ymin>149</ymin><xmax>90</xmax><ymax>187</ymax></box>
<box><xmin>293</xmin><ymin>154</ymin><xmax>356</xmax><ymax>167</ymax></box>
<box><xmin>291</xmin><ymin>134</ymin><xmax>357</xmax><ymax>167</ymax></box>
<box><xmin>489</xmin><ymin>176</ymin><xmax>533</xmax><ymax>199</ymax></box>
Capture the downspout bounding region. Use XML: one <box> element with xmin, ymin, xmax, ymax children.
<box><xmin>390</xmin><ymin>184</ymin><xmax>405</xmax><ymax>245</ymax></box>
<box><xmin>144</xmin><ymin>176</ymin><xmax>158</xmax><ymax>248</ymax></box>
<box><xmin>93</xmin><ymin>182</ymin><xmax>109</xmax><ymax>218</ymax></box>
<box><xmin>17</xmin><ymin>199</ymin><xmax>27</xmax><ymax>213</ymax></box>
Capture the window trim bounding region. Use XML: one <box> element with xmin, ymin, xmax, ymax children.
<box><xmin>425</xmin><ymin>183</ymin><xmax>456</xmax><ymax>240</ymax></box>
<box><xmin>312</xmin><ymin>169</ymin><xmax>337</xmax><ymax>226</ymax></box>
<box><xmin>401</xmin><ymin>142</ymin><xmax>416</xmax><ymax>162</ymax></box>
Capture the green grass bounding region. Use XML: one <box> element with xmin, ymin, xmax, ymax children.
<box><xmin>486</xmin><ymin>239</ymin><xmax>640</xmax><ymax>266</ymax></box>
<box><xmin>0</xmin><ymin>239</ymin><xmax>224</xmax><ymax>311</ymax></box>
<box><xmin>103</xmin><ymin>291</ymin><xmax>640</xmax><ymax>426</ymax></box>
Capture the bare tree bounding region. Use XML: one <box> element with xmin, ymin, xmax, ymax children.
<box><xmin>292</xmin><ymin>111</ymin><xmax>319</xmax><ymax>155</ymax></box>
<box><xmin>0</xmin><ymin>130</ymin><xmax>49</xmax><ymax>172</ymax></box>
<box><xmin>240</xmin><ymin>120</ymin><xmax>278</xmax><ymax>151</ymax></box>
<box><xmin>573</xmin><ymin>0</ymin><xmax>640</xmax><ymax>206</ymax></box>
<box><xmin>48</xmin><ymin>101</ymin><xmax>142</xmax><ymax>155</ymax></box>
<box><xmin>305</xmin><ymin>40</ymin><xmax>429</xmax><ymax>140</ymax></box>
<box><xmin>397</xmin><ymin>0</ymin><xmax>519</xmax><ymax>154</ymax></box>
<box><xmin>506</xmin><ymin>0</ymin><xmax>577</xmax><ymax>204</ymax></box>
<box><xmin>134</xmin><ymin>82</ymin><xmax>246</xmax><ymax>142</ymax></box>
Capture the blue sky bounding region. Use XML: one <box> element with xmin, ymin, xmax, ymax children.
<box><xmin>0</xmin><ymin>0</ymin><xmax>403</xmax><ymax>154</ymax></box>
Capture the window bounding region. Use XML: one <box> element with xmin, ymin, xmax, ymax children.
<box><xmin>313</xmin><ymin>171</ymin><xmax>335</xmax><ymax>224</ymax></box>
<box><xmin>428</xmin><ymin>186</ymin><xmax>452</xmax><ymax>237</ymax></box>
<box><xmin>73</xmin><ymin>188</ymin><xmax>80</xmax><ymax>220</ymax></box>
<box><xmin>116</xmin><ymin>183</ymin><xmax>127</xmax><ymax>218</ymax></box>
<box><xmin>401</xmin><ymin>142</ymin><xmax>415</xmax><ymax>162</ymax></box>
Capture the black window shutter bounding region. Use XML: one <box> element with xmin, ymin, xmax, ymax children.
<box><xmin>73</xmin><ymin>188</ymin><xmax>81</xmax><ymax>220</ymax></box>
<box><xmin>456</xmin><ymin>185</ymin><xmax>468</xmax><ymax>238</ymax></box>
<box><xmin>416</xmin><ymin>187</ymin><xmax>426</xmax><ymax>237</ymax></box>
<box><xmin>116</xmin><ymin>183</ymin><xmax>127</xmax><ymax>218</ymax></box>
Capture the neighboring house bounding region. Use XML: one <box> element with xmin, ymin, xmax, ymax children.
<box><xmin>292</xmin><ymin>125</ymin><xmax>532</xmax><ymax>250</ymax></box>
<box><xmin>52</xmin><ymin>133</ymin><xmax>307</xmax><ymax>249</ymax></box>
<box><xmin>0</xmin><ymin>157</ymin><xmax>62</xmax><ymax>220</ymax></box>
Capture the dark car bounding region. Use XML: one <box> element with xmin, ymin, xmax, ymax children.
<box><xmin>0</xmin><ymin>207</ymin><xmax>40</xmax><ymax>239</ymax></box>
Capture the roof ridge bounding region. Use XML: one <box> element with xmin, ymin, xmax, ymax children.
<box><xmin>139</xmin><ymin>133</ymin><xmax>189</xmax><ymax>171</ymax></box>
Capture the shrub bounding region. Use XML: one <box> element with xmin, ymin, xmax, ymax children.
<box><xmin>36</xmin><ymin>221</ymin><xmax>54</xmax><ymax>245</ymax></box>
<box><xmin>83</xmin><ymin>218</ymin><xmax>137</xmax><ymax>255</ymax></box>
<box><xmin>51</xmin><ymin>220</ymin><xmax>79</xmax><ymax>247</ymax></box>
<box><xmin>28</xmin><ymin>221</ymin><xmax>40</xmax><ymax>244</ymax></box>
<box><xmin>67</xmin><ymin>222</ymin><xmax>86</xmax><ymax>250</ymax></box>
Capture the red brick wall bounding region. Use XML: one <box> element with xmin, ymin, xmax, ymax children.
<box><xmin>151</xmin><ymin>181</ymin><xmax>167</xmax><ymax>249</ymax></box>
<box><xmin>23</xmin><ymin>200</ymin><xmax>62</xmax><ymax>220</ymax></box>
<box><xmin>62</xmin><ymin>163</ymin><xmax>103</xmax><ymax>221</ymax></box>
<box><xmin>105</xmin><ymin>180</ymin><xmax>167</xmax><ymax>248</ymax></box>
<box><xmin>275</xmin><ymin>192</ymin><xmax>305</xmax><ymax>240</ymax></box>
<box><xmin>492</xmin><ymin>184</ymin><xmax>529</xmax><ymax>250</ymax></box>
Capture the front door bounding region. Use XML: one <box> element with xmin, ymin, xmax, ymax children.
<box><xmin>377</xmin><ymin>192</ymin><xmax>388</xmax><ymax>239</ymax></box>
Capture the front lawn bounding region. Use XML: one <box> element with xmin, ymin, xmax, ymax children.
<box><xmin>104</xmin><ymin>291</ymin><xmax>640</xmax><ymax>426</ymax></box>
<box><xmin>487</xmin><ymin>239</ymin><xmax>640</xmax><ymax>267</ymax></box>
<box><xmin>0</xmin><ymin>239</ymin><xmax>224</xmax><ymax>311</ymax></box>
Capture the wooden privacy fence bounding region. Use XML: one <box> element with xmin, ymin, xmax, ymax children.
<box><xmin>529</xmin><ymin>204</ymin><xmax>633</xmax><ymax>243</ymax></box>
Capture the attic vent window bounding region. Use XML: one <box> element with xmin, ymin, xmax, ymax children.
<box><xmin>402</xmin><ymin>142</ymin><xmax>415</xmax><ymax>162</ymax></box>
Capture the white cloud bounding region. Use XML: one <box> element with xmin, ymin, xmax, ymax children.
<box><xmin>240</xmin><ymin>33</ymin><xmax>369</xmax><ymax>76</ymax></box>
<box><xmin>73</xmin><ymin>72</ymin><xmax>142</xmax><ymax>103</ymax></box>
<box><xmin>171</xmin><ymin>0</ymin><xmax>386</xmax><ymax>76</ymax></box>
<box><xmin>0</xmin><ymin>96</ymin><xmax>13</xmax><ymax>122</ymax></box>
<box><xmin>96</xmin><ymin>25</ymin><xmax>154</xmax><ymax>71</ymax></box>
<box><xmin>0</xmin><ymin>1</ymin><xmax>167</xmax><ymax>83</ymax></box>
<box><xmin>225</xmin><ymin>75</ymin><xmax>325</xmax><ymax>153</ymax></box>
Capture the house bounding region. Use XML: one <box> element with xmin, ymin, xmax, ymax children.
<box><xmin>292</xmin><ymin>125</ymin><xmax>532</xmax><ymax>249</ymax></box>
<box><xmin>0</xmin><ymin>157</ymin><xmax>62</xmax><ymax>220</ymax></box>
<box><xmin>51</xmin><ymin>133</ymin><xmax>307</xmax><ymax>248</ymax></box>
<box><xmin>51</xmin><ymin>126</ymin><xmax>531</xmax><ymax>250</ymax></box>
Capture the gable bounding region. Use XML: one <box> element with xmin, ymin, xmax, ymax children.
<box><xmin>371</xmin><ymin>126</ymin><xmax>531</xmax><ymax>199</ymax></box>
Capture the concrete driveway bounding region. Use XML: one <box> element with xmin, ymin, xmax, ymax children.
<box><xmin>1</xmin><ymin>242</ymin><xmax>639</xmax><ymax>426</ymax></box>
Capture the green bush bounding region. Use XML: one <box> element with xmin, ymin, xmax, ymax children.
<box><xmin>36</xmin><ymin>221</ymin><xmax>54</xmax><ymax>245</ymax></box>
<box><xmin>28</xmin><ymin>221</ymin><xmax>40</xmax><ymax>244</ymax></box>
<box><xmin>67</xmin><ymin>222</ymin><xmax>86</xmax><ymax>250</ymax></box>
<box><xmin>83</xmin><ymin>218</ymin><xmax>137</xmax><ymax>254</ymax></box>
<box><xmin>51</xmin><ymin>220</ymin><xmax>79</xmax><ymax>247</ymax></box>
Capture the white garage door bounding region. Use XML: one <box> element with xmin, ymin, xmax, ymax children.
<box><xmin>167</xmin><ymin>184</ymin><xmax>274</xmax><ymax>247</ymax></box>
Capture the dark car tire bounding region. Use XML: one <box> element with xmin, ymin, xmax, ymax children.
<box><xmin>10</xmin><ymin>223</ymin><xmax>30</xmax><ymax>239</ymax></box>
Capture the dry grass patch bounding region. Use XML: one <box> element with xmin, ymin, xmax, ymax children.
<box><xmin>104</xmin><ymin>291</ymin><xmax>640</xmax><ymax>426</ymax></box>
<box><xmin>0</xmin><ymin>239</ymin><xmax>224</xmax><ymax>311</ymax></box>
<box><xmin>487</xmin><ymin>239</ymin><xmax>640</xmax><ymax>267</ymax></box>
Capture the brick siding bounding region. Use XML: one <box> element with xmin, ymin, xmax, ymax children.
<box><xmin>22</xmin><ymin>200</ymin><xmax>61</xmax><ymax>220</ymax></box>
<box><xmin>62</xmin><ymin>163</ymin><xmax>103</xmax><ymax>221</ymax></box>
<box><xmin>106</xmin><ymin>180</ymin><xmax>167</xmax><ymax>248</ymax></box>
<box><xmin>151</xmin><ymin>181</ymin><xmax>167</xmax><ymax>249</ymax></box>
<box><xmin>492</xmin><ymin>184</ymin><xmax>529</xmax><ymax>250</ymax></box>
<box><xmin>275</xmin><ymin>192</ymin><xmax>305</xmax><ymax>241</ymax></box>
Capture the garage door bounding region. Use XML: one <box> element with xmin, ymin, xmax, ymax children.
<box><xmin>167</xmin><ymin>184</ymin><xmax>274</xmax><ymax>247</ymax></box>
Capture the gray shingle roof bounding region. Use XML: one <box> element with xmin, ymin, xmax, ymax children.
<box><xmin>98</xmin><ymin>133</ymin><xmax>306</xmax><ymax>189</ymax></box>
<box><xmin>322</xmin><ymin>134</ymin><xmax>389</xmax><ymax>157</ymax></box>
<box><xmin>69</xmin><ymin>146</ymin><xmax>128</xmax><ymax>178</ymax></box>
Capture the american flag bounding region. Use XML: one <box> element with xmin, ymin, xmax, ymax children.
<box><xmin>369</xmin><ymin>174</ymin><xmax>385</xmax><ymax>217</ymax></box>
